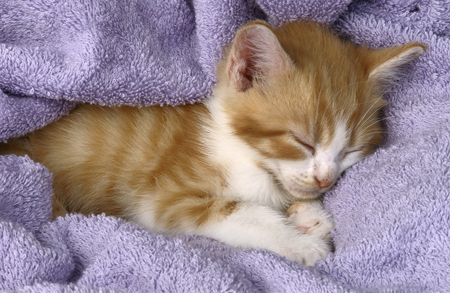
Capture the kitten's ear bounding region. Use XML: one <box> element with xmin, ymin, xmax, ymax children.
<box><xmin>227</xmin><ymin>21</ymin><xmax>295</xmax><ymax>92</ymax></box>
<box><xmin>367</xmin><ymin>43</ymin><xmax>426</xmax><ymax>86</ymax></box>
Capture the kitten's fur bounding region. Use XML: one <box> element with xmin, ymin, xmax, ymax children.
<box><xmin>0</xmin><ymin>21</ymin><xmax>425</xmax><ymax>265</ymax></box>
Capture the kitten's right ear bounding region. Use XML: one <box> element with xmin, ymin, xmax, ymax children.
<box><xmin>367</xmin><ymin>42</ymin><xmax>426</xmax><ymax>88</ymax></box>
<box><xmin>227</xmin><ymin>21</ymin><xmax>295</xmax><ymax>92</ymax></box>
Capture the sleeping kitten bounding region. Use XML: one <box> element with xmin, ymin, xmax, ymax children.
<box><xmin>0</xmin><ymin>21</ymin><xmax>425</xmax><ymax>266</ymax></box>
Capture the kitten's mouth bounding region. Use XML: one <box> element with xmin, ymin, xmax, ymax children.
<box><xmin>287</xmin><ymin>186</ymin><xmax>322</xmax><ymax>200</ymax></box>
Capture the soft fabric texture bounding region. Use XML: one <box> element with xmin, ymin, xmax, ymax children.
<box><xmin>1</xmin><ymin>0</ymin><xmax>449</xmax><ymax>291</ymax></box>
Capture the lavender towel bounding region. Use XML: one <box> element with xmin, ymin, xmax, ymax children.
<box><xmin>1</xmin><ymin>0</ymin><xmax>449</xmax><ymax>291</ymax></box>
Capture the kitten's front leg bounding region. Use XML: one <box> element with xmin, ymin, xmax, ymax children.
<box><xmin>287</xmin><ymin>200</ymin><xmax>334</xmax><ymax>242</ymax></box>
<box><xmin>199</xmin><ymin>202</ymin><xmax>330</xmax><ymax>266</ymax></box>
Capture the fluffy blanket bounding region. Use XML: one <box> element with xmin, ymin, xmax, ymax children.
<box><xmin>1</xmin><ymin>0</ymin><xmax>449</xmax><ymax>291</ymax></box>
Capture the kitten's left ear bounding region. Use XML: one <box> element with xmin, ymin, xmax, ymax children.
<box><xmin>367</xmin><ymin>42</ymin><xmax>427</xmax><ymax>86</ymax></box>
<box><xmin>226</xmin><ymin>21</ymin><xmax>295</xmax><ymax>92</ymax></box>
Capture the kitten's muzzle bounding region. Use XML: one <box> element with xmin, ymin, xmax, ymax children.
<box><xmin>290</xmin><ymin>176</ymin><xmax>336</xmax><ymax>198</ymax></box>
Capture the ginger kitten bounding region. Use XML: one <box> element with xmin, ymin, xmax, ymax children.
<box><xmin>0</xmin><ymin>21</ymin><xmax>425</xmax><ymax>265</ymax></box>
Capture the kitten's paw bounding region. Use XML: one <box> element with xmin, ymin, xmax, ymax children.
<box><xmin>281</xmin><ymin>234</ymin><xmax>330</xmax><ymax>266</ymax></box>
<box><xmin>287</xmin><ymin>200</ymin><xmax>334</xmax><ymax>241</ymax></box>
<box><xmin>201</xmin><ymin>203</ymin><xmax>331</xmax><ymax>266</ymax></box>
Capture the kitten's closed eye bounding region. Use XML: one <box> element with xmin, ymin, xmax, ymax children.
<box><xmin>290</xmin><ymin>132</ymin><xmax>315</xmax><ymax>155</ymax></box>
<box><xmin>342</xmin><ymin>148</ymin><xmax>363</xmax><ymax>159</ymax></box>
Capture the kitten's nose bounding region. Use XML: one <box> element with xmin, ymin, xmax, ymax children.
<box><xmin>315</xmin><ymin>177</ymin><xmax>333</xmax><ymax>189</ymax></box>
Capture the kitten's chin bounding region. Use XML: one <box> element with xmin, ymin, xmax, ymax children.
<box><xmin>287</xmin><ymin>187</ymin><xmax>322</xmax><ymax>200</ymax></box>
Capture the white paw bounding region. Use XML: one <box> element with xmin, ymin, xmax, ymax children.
<box><xmin>200</xmin><ymin>203</ymin><xmax>331</xmax><ymax>266</ymax></box>
<box><xmin>278</xmin><ymin>233</ymin><xmax>331</xmax><ymax>266</ymax></box>
<box><xmin>287</xmin><ymin>201</ymin><xmax>334</xmax><ymax>242</ymax></box>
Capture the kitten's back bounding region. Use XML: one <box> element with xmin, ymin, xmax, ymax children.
<box><xmin>4</xmin><ymin>103</ymin><xmax>215</xmax><ymax>218</ymax></box>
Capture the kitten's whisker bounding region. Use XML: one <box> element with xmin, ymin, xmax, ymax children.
<box><xmin>320</xmin><ymin>88</ymin><xmax>334</xmax><ymax>129</ymax></box>
<box><xmin>314</xmin><ymin>75</ymin><xmax>324</xmax><ymax>131</ymax></box>
<box><xmin>359</xmin><ymin>115</ymin><xmax>394</xmax><ymax>135</ymax></box>
<box><xmin>354</xmin><ymin>98</ymin><xmax>382</xmax><ymax>131</ymax></box>
<box><xmin>360</xmin><ymin>131</ymin><xmax>383</xmax><ymax>139</ymax></box>
<box><xmin>333</xmin><ymin>81</ymin><xmax>363</xmax><ymax>98</ymax></box>
<box><xmin>360</xmin><ymin>116</ymin><xmax>391</xmax><ymax>133</ymax></box>
<box><xmin>360</xmin><ymin>128</ymin><xmax>392</xmax><ymax>138</ymax></box>
<box><xmin>331</xmin><ymin>79</ymin><xmax>371</xmax><ymax>102</ymax></box>
<box><xmin>316</xmin><ymin>59</ymin><xmax>346</xmax><ymax>130</ymax></box>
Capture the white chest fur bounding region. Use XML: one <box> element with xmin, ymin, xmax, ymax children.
<box><xmin>203</xmin><ymin>99</ymin><xmax>291</xmax><ymax>211</ymax></box>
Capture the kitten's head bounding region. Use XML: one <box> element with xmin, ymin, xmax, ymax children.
<box><xmin>215</xmin><ymin>21</ymin><xmax>425</xmax><ymax>200</ymax></box>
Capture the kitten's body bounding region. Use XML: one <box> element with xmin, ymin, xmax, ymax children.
<box><xmin>1</xmin><ymin>21</ymin><xmax>425</xmax><ymax>265</ymax></box>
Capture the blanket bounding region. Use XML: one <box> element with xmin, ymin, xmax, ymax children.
<box><xmin>1</xmin><ymin>0</ymin><xmax>449</xmax><ymax>291</ymax></box>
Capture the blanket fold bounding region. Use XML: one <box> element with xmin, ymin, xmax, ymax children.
<box><xmin>1</xmin><ymin>0</ymin><xmax>449</xmax><ymax>291</ymax></box>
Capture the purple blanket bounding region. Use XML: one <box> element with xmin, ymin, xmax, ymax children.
<box><xmin>1</xmin><ymin>0</ymin><xmax>450</xmax><ymax>291</ymax></box>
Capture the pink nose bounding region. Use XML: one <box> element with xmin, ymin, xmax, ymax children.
<box><xmin>315</xmin><ymin>177</ymin><xmax>333</xmax><ymax>189</ymax></box>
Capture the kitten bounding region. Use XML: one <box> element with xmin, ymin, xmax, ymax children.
<box><xmin>0</xmin><ymin>21</ymin><xmax>425</xmax><ymax>266</ymax></box>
